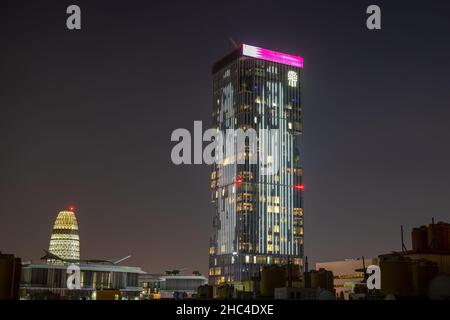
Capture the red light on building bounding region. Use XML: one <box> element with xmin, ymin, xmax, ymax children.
<box><xmin>235</xmin><ymin>176</ymin><xmax>243</xmax><ymax>185</ymax></box>
<box><xmin>294</xmin><ymin>184</ymin><xmax>304</xmax><ymax>191</ymax></box>
<box><xmin>69</xmin><ymin>206</ymin><xmax>75</xmax><ymax>212</ymax></box>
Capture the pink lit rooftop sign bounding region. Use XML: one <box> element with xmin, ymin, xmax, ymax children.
<box><xmin>242</xmin><ymin>44</ymin><xmax>303</xmax><ymax>68</ymax></box>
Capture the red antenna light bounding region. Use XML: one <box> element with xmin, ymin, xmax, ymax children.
<box><xmin>294</xmin><ymin>184</ymin><xmax>304</xmax><ymax>191</ymax></box>
<box><xmin>69</xmin><ymin>206</ymin><xmax>75</xmax><ymax>212</ymax></box>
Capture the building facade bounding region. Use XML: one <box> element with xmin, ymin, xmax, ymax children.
<box><xmin>140</xmin><ymin>274</ymin><xmax>208</xmax><ymax>299</ymax></box>
<box><xmin>19</xmin><ymin>207</ymin><xmax>145</xmax><ymax>300</ymax></box>
<box><xmin>209</xmin><ymin>44</ymin><xmax>304</xmax><ymax>285</ymax></box>
<box><xmin>0</xmin><ymin>252</ymin><xmax>21</xmax><ymax>300</ymax></box>
<box><xmin>48</xmin><ymin>209</ymin><xmax>80</xmax><ymax>263</ymax></box>
<box><xmin>20</xmin><ymin>262</ymin><xmax>144</xmax><ymax>299</ymax></box>
<box><xmin>315</xmin><ymin>258</ymin><xmax>379</xmax><ymax>299</ymax></box>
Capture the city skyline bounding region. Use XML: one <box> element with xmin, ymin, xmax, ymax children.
<box><xmin>1</xmin><ymin>0</ymin><xmax>450</xmax><ymax>277</ymax></box>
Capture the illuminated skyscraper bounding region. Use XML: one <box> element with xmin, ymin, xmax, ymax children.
<box><xmin>47</xmin><ymin>208</ymin><xmax>80</xmax><ymax>263</ymax></box>
<box><xmin>209</xmin><ymin>44</ymin><xmax>304</xmax><ymax>285</ymax></box>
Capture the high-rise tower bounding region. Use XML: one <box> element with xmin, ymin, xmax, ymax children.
<box><xmin>47</xmin><ymin>208</ymin><xmax>80</xmax><ymax>263</ymax></box>
<box><xmin>209</xmin><ymin>44</ymin><xmax>304</xmax><ymax>285</ymax></box>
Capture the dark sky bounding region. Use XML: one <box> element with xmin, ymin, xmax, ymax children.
<box><xmin>1</xmin><ymin>0</ymin><xmax>449</xmax><ymax>275</ymax></box>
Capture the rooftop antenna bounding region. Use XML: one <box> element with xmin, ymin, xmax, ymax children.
<box><xmin>228</xmin><ymin>37</ymin><xmax>239</xmax><ymax>49</ymax></box>
<box><xmin>430</xmin><ymin>217</ymin><xmax>435</xmax><ymax>250</ymax></box>
<box><xmin>361</xmin><ymin>256</ymin><xmax>368</xmax><ymax>283</ymax></box>
<box><xmin>287</xmin><ymin>255</ymin><xmax>293</xmax><ymax>288</ymax></box>
<box><xmin>304</xmin><ymin>256</ymin><xmax>310</xmax><ymax>288</ymax></box>
<box><xmin>401</xmin><ymin>225</ymin><xmax>407</xmax><ymax>253</ymax></box>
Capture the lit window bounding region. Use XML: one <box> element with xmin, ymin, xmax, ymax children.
<box><xmin>288</xmin><ymin>71</ymin><xmax>298</xmax><ymax>87</ymax></box>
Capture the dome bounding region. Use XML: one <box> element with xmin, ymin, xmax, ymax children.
<box><xmin>47</xmin><ymin>209</ymin><xmax>80</xmax><ymax>263</ymax></box>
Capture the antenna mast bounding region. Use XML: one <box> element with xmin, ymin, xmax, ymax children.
<box><xmin>228</xmin><ymin>37</ymin><xmax>239</xmax><ymax>48</ymax></box>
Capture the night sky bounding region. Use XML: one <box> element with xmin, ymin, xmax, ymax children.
<box><xmin>1</xmin><ymin>0</ymin><xmax>449</xmax><ymax>275</ymax></box>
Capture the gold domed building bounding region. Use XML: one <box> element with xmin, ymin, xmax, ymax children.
<box><xmin>47</xmin><ymin>208</ymin><xmax>80</xmax><ymax>263</ymax></box>
<box><xmin>20</xmin><ymin>207</ymin><xmax>145</xmax><ymax>299</ymax></box>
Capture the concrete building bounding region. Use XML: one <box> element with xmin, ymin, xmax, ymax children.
<box><xmin>274</xmin><ymin>287</ymin><xmax>335</xmax><ymax>300</ymax></box>
<box><xmin>377</xmin><ymin>220</ymin><xmax>450</xmax><ymax>299</ymax></box>
<box><xmin>0</xmin><ymin>252</ymin><xmax>21</xmax><ymax>300</ymax></box>
<box><xmin>19</xmin><ymin>207</ymin><xmax>145</xmax><ymax>300</ymax></box>
<box><xmin>20</xmin><ymin>261</ymin><xmax>144</xmax><ymax>300</ymax></box>
<box><xmin>315</xmin><ymin>258</ymin><xmax>378</xmax><ymax>299</ymax></box>
<box><xmin>314</xmin><ymin>220</ymin><xmax>450</xmax><ymax>300</ymax></box>
<box><xmin>140</xmin><ymin>274</ymin><xmax>207</xmax><ymax>299</ymax></box>
<box><xmin>378</xmin><ymin>253</ymin><xmax>438</xmax><ymax>298</ymax></box>
<box><xmin>406</xmin><ymin>220</ymin><xmax>450</xmax><ymax>274</ymax></box>
<box><xmin>310</xmin><ymin>268</ymin><xmax>334</xmax><ymax>292</ymax></box>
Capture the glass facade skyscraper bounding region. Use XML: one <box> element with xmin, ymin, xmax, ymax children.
<box><xmin>208</xmin><ymin>44</ymin><xmax>304</xmax><ymax>285</ymax></box>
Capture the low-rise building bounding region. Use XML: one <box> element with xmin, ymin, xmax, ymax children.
<box><xmin>274</xmin><ymin>287</ymin><xmax>335</xmax><ymax>300</ymax></box>
<box><xmin>20</xmin><ymin>261</ymin><xmax>144</xmax><ymax>300</ymax></box>
<box><xmin>315</xmin><ymin>258</ymin><xmax>378</xmax><ymax>299</ymax></box>
<box><xmin>140</xmin><ymin>274</ymin><xmax>207</xmax><ymax>299</ymax></box>
<box><xmin>0</xmin><ymin>252</ymin><xmax>21</xmax><ymax>300</ymax></box>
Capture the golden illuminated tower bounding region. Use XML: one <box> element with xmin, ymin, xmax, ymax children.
<box><xmin>47</xmin><ymin>208</ymin><xmax>80</xmax><ymax>263</ymax></box>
